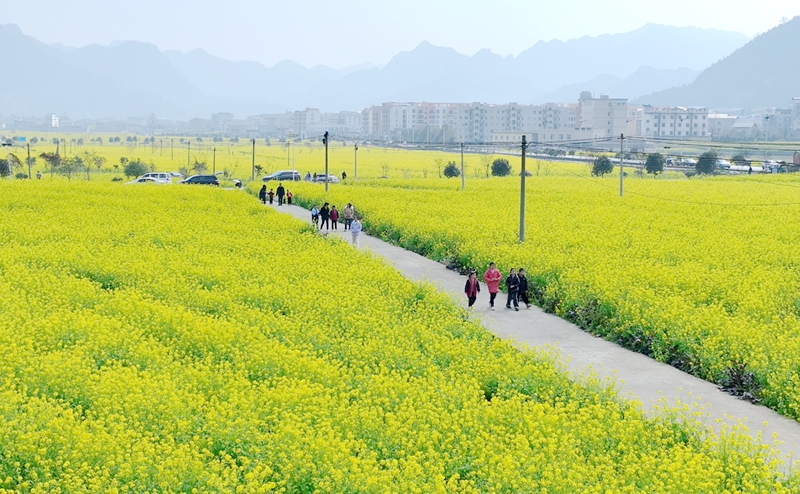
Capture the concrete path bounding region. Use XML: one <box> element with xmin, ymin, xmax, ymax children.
<box><xmin>270</xmin><ymin>203</ymin><xmax>800</xmax><ymax>468</ymax></box>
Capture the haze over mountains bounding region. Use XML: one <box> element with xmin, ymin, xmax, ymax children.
<box><xmin>0</xmin><ymin>22</ymin><xmax>752</xmax><ymax>119</ymax></box>
<box><xmin>637</xmin><ymin>16</ymin><xmax>800</xmax><ymax>109</ymax></box>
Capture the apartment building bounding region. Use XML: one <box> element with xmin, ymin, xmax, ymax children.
<box><xmin>641</xmin><ymin>106</ymin><xmax>709</xmax><ymax>138</ymax></box>
<box><xmin>576</xmin><ymin>92</ymin><xmax>628</xmax><ymax>138</ymax></box>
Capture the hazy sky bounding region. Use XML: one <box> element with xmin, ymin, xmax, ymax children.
<box><xmin>2</xmin><ymin>0</ymin><xmax>798</xmax><ymax>68</ymax></box>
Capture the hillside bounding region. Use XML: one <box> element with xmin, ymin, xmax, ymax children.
<box><xmin>638</xmin><ymin>16</ymin><xmax>800</xmax><ymax>108</ymax></box>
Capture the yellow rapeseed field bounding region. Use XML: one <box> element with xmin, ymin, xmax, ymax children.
<box><xmin>0</xmin><ymin>181</ymin><xmax>795</xmax><ymax>492</ymax></box>
<box><xmin>287</xmin><ymin>172</ymin><xmax>800</xmax><ymax>422</ymax></box>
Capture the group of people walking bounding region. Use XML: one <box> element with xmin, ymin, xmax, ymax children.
<box><xmin>311</xmin><ymin>202</ymin><xmax>362</xmax><ymax>246</ymax></box>
<box><xmin>259</xmin><ymin>183</ymin><xmax>292</xmax><ymax>206</ymax></box>
<box><xmin>465</xmin><ymin>262</ymin><xmax>531</xmax><ymax>311</ymax></box>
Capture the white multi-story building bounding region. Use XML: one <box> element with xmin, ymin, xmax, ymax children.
<box><xmin>642</xmin><ymin>106</ymin><xmax>709</xmax><ymax>138</ymax></box>
<box><xmin>708</xmin><ymin>114</ymin><xmax>738</xmax><ymax>138</ymax></box>
<box><xmin>791</xmin><ymin>98</ymin><xmax>800</xmax><ymax>132</ymax></box>
<box><xmin>576</xmin><ymin>92</ymin><xmax>627</xmax><ymax>138</ymax></box>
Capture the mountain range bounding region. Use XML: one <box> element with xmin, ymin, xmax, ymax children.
<box><xmin>0</xmin><ymin>22</ymin><xmax>751</xmax><ymax>119</ymax></box>
<box><xmin>637</xmin><ymin>16</ymin><xmax>800</xmax><ymax>108</ymax></box>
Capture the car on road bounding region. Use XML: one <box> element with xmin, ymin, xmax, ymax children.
<box><xmin>311</xmin><ymin>174</ymin><xmax>340</xmax><ymax>184</ymax></box>
<box><xmin>179</xmin><ymin>175</ymin><xmax>220</xmax><ymax>186</ymax></box>
<box><xmin>140</xmin><ymin>172</ymin><xmax>173</xmax><ymax>184</ymax></box>
<box><xmin>262</xmin><ymin>170</ymin><xmax>301</xmax><ymax>182</ymax></box>
<box><xmin>126</xmin><ymin>177</ymin><xmax>157</xmax><ymax>184</ymax></box>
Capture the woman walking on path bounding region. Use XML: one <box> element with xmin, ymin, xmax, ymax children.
<box><xmin>258</xmin><ymin>185</ymin><xmax>267</xmax><ymax>204</ymax></box>
<box><xmin>505</xmin><ymin>268</ymin><xmax>520</xmax><ymax>311</ymax></box>
<box><xmin>268</xmin><ymin>189</ymin><xmax>275</xmax><ymax>205</ymax></box>
<box><xmin>311</xmin><ymin>205</ymin><xmax>320</xmax><ymax>229</ymax></box>
<box><xmin>287</xmin><ymin>190</ymin><xmax>293</xmax><ymax>205</ymax></box>
<box><xmin>464</xmin><ymin>271</ymin><xmax>481</xmax><ymax>310</ymax></box>
<box><xmin>320</xmin><ymin>203</ymin><xmax>331</xmax><ymax>230</ymax></box>
<box><xmin>343</xmin><ymin>203</ymin><xmax>354</xmax><ymax>230</ymax></box>
<box><xmin>483</xmin><ymin>262</ymin><xmax>502</xmax><ymax>311</ymax></box>
<box><xmin>518</xmin><ymin>268</ymin><xmax>531</xmax><ymax>309</ymax></box>
<box><xmin>350</xmin><ymin>218</ymin><xmax>362</xmax><ymax>247</ymax></box>
<box><xmin>330</xmin><ymin>206</ymin><xmax>339</xmax><ymax>230</ymax></box>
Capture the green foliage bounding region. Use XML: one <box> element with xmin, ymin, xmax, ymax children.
<box><xmin>123</xmin><ymin>159</ymin><xmax>148</xmax><ymax>178</ymax></box>
<box><xmin>443</xmin><ymin>161</ymin><xmax>460</xmax><ymax>178</ymax></box>
<box><xmin>645</xmin><ymin>153</ymin><xmax>665</xmax><ymax>176</ymax></box>
<box><xmin>696</xmin><ymin>151</ymin><xmax>718</xmax><ymax>175</ymax></box>
<box><xmin>592</xmin><ymin>156</ymin><xmax>614</xmax><ymax>177</ymax></box>
<box><xmin>491</xmin><ymin>158</ymin><xmax>512</xmax><ymax>177</ymax></box>
<box><xmin>0</xmin><ymin>159</ymin><xmax>9</xmax><ymax>177</ymax></box>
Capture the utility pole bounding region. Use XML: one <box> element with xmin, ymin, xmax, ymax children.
<box><xmin>160</xmin><ymin>139</ymin><xmax>163</xmax><ymax>156</ymax></box>
<box><xmin>171</xmin><ymin>139</ymin><xmax>174</xmax><ymax>161</ymax></box>
<box><xmin>323</xmin><ymin>131</ymin><xmax>329</xmax><ymax>192</ymax></box>
<box><xmin>213</xmin><ymin>147</ymin><xmax>216</xmax><ymax>175</ymax></box>
<box><xmin>251</xmin><ymin>139</ymin><xmax>255</xmax><ymax>181</ymax></box>
<box><xmin>27</xmin><ymin>142</ymin><xmax>31</xmax><ymax>179</ymax></box>
<box><xmin>519</xmin><ymin>135</ymin><xmax>528</xmax><ymax>243</ymax></box>
<box><xmin>460</xmin><ymin>142</ymin><xmax>465</xmax><ymax>191</ymax></box>
<box><xmin>354</xmin><ymin>142</ymin><xmax>358</xmax><ymax>179</ymax></box>
<box><xmin>286</xmin><ymin>141</ymin><xmax>290</xmax><ymax>168</ymax></box>
<box><xmin>619</xmin><ymin>134</ymin><xmax>624</xmax><ymax>197</ymax></box>
<box><xmin>187</xmin><ymin>141</ymin><xmax>191</xmax><ymax>170</ymax></box>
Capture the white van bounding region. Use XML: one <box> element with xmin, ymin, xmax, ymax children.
<box><xmin>139</xmin><ymin>172</ymin><xmax>173</xmax><ymax>184</ymax></box>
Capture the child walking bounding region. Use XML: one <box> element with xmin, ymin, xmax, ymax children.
<box><xmin>464</xmin><ymin>271</ymin><xmax>480</xmax><ymax>310</ymax></box>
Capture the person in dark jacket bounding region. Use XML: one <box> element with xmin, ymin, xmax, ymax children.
<box><xmin>258</xmin><ymin>185</ymin><xmax>267</xmax><ymax>204</ymax></box>
<box><xmin>505</xmin><ymin>268</ymin><xmax>520</xmax><ymax>311</ymax></box>
<box><xmin>518</xmin><ymin>268</ymin><xmax>530</xmax><ymax>309</ymax></box>
<box><xmin>464</xmin><ymin>271</ymin><xmax>480</xmax><ymax>310</ymax></box>
<box><xmin>268</xmin><ymin>189</ymin><xmax>275</xmax><ymax>205</ymax></box>
<box><xmin>319</xmin><ymin>202</ymin><xmax>331</xmax><ymax>230</ymax></box>
<box><xmin>276</xmin><ymin>183</ymin><xmax>286</xmax><ymax>206</ymax></box>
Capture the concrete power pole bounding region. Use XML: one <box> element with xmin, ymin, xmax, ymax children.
<box><xmin>354</xmin><ymin>143</ymin><xmax>358</xmax><ymax>180</ymax></box>
<box><xmin>519</xmin><ymin>135</ymin><xmax>528</xmax><ymax>243</ymax></box>
<box><xmin>460</xmin><ymin>142</ymin><xmax>465</xmax><ymax>191</ymax></box>
<box><xmin>324</xmin><ymin>131</ymin><xmax>329</xmax><ymax>192</ymax></box>
<box><xmin>251</xmin><ymin>139</ymin><xmax>255</xmax><ymax>181</ymax></box>
<box><xmin>619</xmin><ymin>134</ymin><xmax>624</xmax><ymax>197</ymax></box>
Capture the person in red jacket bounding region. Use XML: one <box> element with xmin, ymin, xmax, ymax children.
<box><xmin>483</xmin><ymin>262</ymin><xmax>502</xmax><ymax>311</ymax></box>
<box><xmin>330</xmin><ymin>206</ymin><xmax>339</xmax><ymax>230</ymax></box>
<box><xmin>464</xmin><ymin>271</ymin><xmax>480</xmax><ymax>310</ymax></box>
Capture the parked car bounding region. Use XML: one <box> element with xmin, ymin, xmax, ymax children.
<box><xmin>126</xmin><ymin>177</ymin><xmax>157</xmax><ymax>184</ymax></box>
<box><xmin>140</xmin><ymin>172</ymin><xmax>173</xmax><ymax>184</ymax></box>
<box><xmin>180</xmin><ymin>175</ymin><xmax>220</xmax><ymax>186</ymax></box>
<box><xmin>262</xmin><ymin>170</ymin><xmax>301</xmax><ymax>182</ymax></box>
<box><xmin>312</xmin><ymin>174</ymin><xmax>340</xmax><ymax>184</ymax></box>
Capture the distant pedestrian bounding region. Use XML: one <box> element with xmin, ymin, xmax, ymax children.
<box><xmin>748</xmin><ymin>165</ymin><xmax>753</xmax><ymax>175</ymax></box>
<box><xmin>350</xmin><ymin>218</ymin><xmax>362</xmax><ymax>247</ymax></box>
<box><xmin>330</xmin><ymin>205</ymin><xmax>339</xmax><ymax>230</ymax></box>
<box><xmin>305</xmin><ymin>171</ymin><xmax>311</xmax><ymax>181</ymax></box>
<box><xmin>320</xmin><ymin>202</ymin><xmax>331</xmax><ymax>230</ymax></box>
<box><xmin>518</xmin><ymin>268</ymin><xmax>530</xmax><ymax>309</ymax></box>
<box><xmin>464</xmin><ymin>271</ymin><xmax>480</xmax><ymax>310</ymax></box>
<box><xmin>258</xmin><ymin>185</ymin><xmax>267</xmax><ymax>204</ymax></box>
<box><xmin>343</xmin><ymin>203</ymin><xmax>354</xmax><ymax>230</ymax></box>
<box><xmin>276</xmin><ymin>183</ymin><xmax>286</xmax><ymax>205</ymax></box>
<box><xmin>268</xmin><ymin>189</ymin><xmax>275</xmax><ymax>205</ymax></box>
<box><xmin>287</xmin><ymin>190</ymin><xmax>293</xmax><ymax>205</ymax></box>
<box><xmin>483</xmin><ymin>262</ymin><xmax>502</xmax><ymax>311</ymax></box>
<box><xmin>311</xmin><ymin>205</ymin><xmax>320</xmax><ymax>228</ymax></box>
<box><xmin>36</xmin><ymin>171</ymin><xmax>41</xmax><ymax>180</ymax></box>
<box><xmin>342</xmin><ymin>171</ymin><xmax>347</xmax><ymax>180</ymax></box>
<box><xmin>505</xmin><ymin>268</ymin><xmax>520</xmax><ymax>311</ymax></box>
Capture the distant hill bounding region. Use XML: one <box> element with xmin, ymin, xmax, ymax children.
<box><xmin>535</xmin><ymin>66</ymin><xmax>699</xmax><ymax>104</ymax></box>
<box><xmin>0</xmin><ymin>23</ymin><xmax>749</xmax><ymax>118</ymax></box>
<box><xmin>637</xmin><ymin>17</ymin><xmax>800</xmax><ymax>109</ymax></box>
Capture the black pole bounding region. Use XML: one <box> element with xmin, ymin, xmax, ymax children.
<box><xmin>251</xmin><ymin>139</ymin><xmax>255</xmax><ymax>181</ymax></box>
<box><xmin>519</xmin><ymin>135</ymin><xmax>527</xmax><ymax>243</ymax></box>
<box><xmin>324</xmin><ymin>131</ymin><xmax>329</xmax><ymax>192</ymax></box>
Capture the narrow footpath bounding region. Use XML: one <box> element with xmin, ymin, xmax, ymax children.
<box><xmin>270</xmin><ymin>202</ymin><xmax>800</xmax><ymax>465</ymax></box>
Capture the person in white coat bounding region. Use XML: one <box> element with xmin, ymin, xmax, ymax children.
<box><xmin>350</xmin><ymin>218</ymin><xmax>363</xmax><ymax>247</ymax></box>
